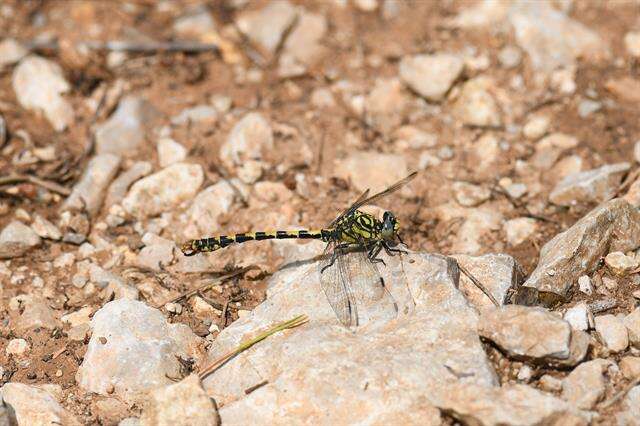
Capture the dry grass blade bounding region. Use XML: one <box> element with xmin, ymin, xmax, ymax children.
<box><xmin>198</xmin><ymin>314</ymin><xmax>309</xmax><ymax>380</ymax></box>
<box><xmin>154</xmin><ymin>266</ymin><xmax>255</xmax><ymax>309</ymax></box>
<box><xmin>0</xmin><ymin>174</ymin><xmax>71</xmax><ymax>196</ymax></box>
<box><xmin>457</xmin><ymin>262</ymin><xmax>500</xmax><ymax>307</ymax></box>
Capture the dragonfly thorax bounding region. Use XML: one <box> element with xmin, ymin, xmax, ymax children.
<box><xmin>334</xmin><ymin>210</ymin><xmax>388</xmax><ymax>244</ymax></box>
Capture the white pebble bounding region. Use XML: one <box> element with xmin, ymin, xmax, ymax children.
<box><xmin>578</xmin><ymin>275</ymin><xmax>593</xmax><ymax>295</ymax></box>
<box><xmin>6</xmin><ymin>338</ymin><xmax>29</xmax><ymax>356</ymax></box>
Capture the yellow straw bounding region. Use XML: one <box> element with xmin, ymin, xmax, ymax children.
<box><xmin>199</xmin><ymin>314</ymin><xmax>309</xmax><ymax>380</ymax></box>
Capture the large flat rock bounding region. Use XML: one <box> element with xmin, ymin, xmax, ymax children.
<box><xmin>203</xmin><ymin>252</ymin><xmax>499</xmax><ymax>424</ymax></box>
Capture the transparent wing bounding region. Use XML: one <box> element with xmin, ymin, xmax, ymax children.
<box><xmin>328</xmin><ymin>188</ymin><xmax>370</xmax><ymax>228</ymax></box>
<box><xmin>319</xmin><ymin>243</ymin><xmax>397</xmax><ymax>328</ymax></box>
<box><xmin>318</xmin><ymin>241</ymin><xmax>354</xmax><ymax>326</ymax></box>
<box><xmin>329</xmin><ymin>172</ymin><xmax>417</xmax><ymax>228</ymax></box>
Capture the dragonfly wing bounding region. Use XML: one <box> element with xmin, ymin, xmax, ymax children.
<box><xmin>342</xmin><ymin>248</ymin><xmax>398</xmax><ymax>326</ymax></box>
<box><xmin>328</xmin><ymin>188</ymin><xmax>370</xmax><ymax>228</ymax></box>
<box><xmin>318</xmin><ymin>242</ymin><xmax>356</xmax><ymax>327</ymax></box>
<box><xmin>329</xmin><ymin>172</ymin><xmax>417</xmax><ymax>227</ymax></box>
<box><xmin>319</xmin><ymin>243</ymin><xmax>397</xmax><ymax>328</ymax></box>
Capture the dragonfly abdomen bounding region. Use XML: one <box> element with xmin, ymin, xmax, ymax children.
<box><xmin>181</xmin><ymin>229</ymin><xmax>332</xmax><ymax>256</ymax></box>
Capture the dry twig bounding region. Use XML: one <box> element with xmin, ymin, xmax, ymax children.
<box><xmin>0</xmin><ymin>174</ymin><xmax>71</xmax><ymax>196</ymax></box>
<box><xmin>154</xmin><ymin>267</ymin><xmax>253</xmax><ymax>309</ymax></box>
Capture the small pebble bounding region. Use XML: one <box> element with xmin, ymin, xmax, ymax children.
<box><xmin>578</xmin><ymin>275</ymin><xmax>593</xmax><ymax>295</ymax></box>
<box><xmin>602</xmin><ymin>276</ymin><xmax>618</xmax><ymax>291</ymax></box>
<box><xmin>437</xmin><ymin>146</ymin><xmax>454</xmax><ymax>160</ymax></box>
<box><xmin>165</xmin><ymin>302</ymin><xmax>182</xmax><ymax>314</ymax></box>
<box><xmin>605</xmin><ymin>251</ymin><xmax>639</xmax><ymax>276</ymax></box>
<box><xmin>157</xmin><ymin>138</ymin><xmax>187</xmax><ymax>168</ymax></box>
<box><xmin>538</xmin><ymin>374</ymin><xmax>562</xmax><ymax>392</ymax></box>
<box><xmin>578</xmin><ymin>99</ymin><xmax>601</xmax><ymax>118</ymax></box>
<box><xmin>452</xmin><ymin>182</ymin><xmax>491</xmax><ymax>207</ymax></box>
<box><xmin>624</xmin><ymin>31</ymin><xmax>640</xmax><ymax>57</ymax></box>
<box><xmin>53</xmin><ymin>252</ymin><xmax>75</xmax><ymax>268</ymax></box>
<box><xmin>6</xmin><ymin>338</ymin><xmax>30</xmax><ymax>356</ymax></box>
<box><xmin>523</xmin><ymin>115</ymin><xmax>550</xmax><ymax>140</ymax></box>
<box><xmin>498</xmin><ymin>45</ymin><xmax>522</xmax><ymax>69</ymax></box>
<box><xmin>595</xmin><ymin>314</ymin><xmax>629</xmax><ymax>353</ymax></box>
<box><xmin>633</xmin><ymin>140</ymin><xmax>640</xmax><ymax>164</ymax></box>
<box><xmin>619</xmin><ymin>356</ymin><xmax>640</xmax><ymax>379</ymax></box>
<box><xmin>517</xmin><ymin>365</ymin><xmax>532</xmax><ymax>382</ymax></box>
<box><xmin>564</xmin><ymin>303</ymin><xmax>590</xmax><ymax>331</ymax></box>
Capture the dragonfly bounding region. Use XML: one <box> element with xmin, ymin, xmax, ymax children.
<box><xmin>181</xmin><ymin>172</ymin><xmax>418</xmax><ymax>327</ymax></box>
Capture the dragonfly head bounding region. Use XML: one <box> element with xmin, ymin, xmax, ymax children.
<box><xmin>381</xmin><ymin>211</ymin><xmax>399</xmax><ymax>240</ymax></box>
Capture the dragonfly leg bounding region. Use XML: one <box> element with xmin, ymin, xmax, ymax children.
<box><xmin>367</xmin><ymin>242</ymin><xmax>386</xmax><ymax>266</ymax></box>
<box><xmin>320</xmin><ymin>243</ymin><xmax>352</xmax><ymax>274</ymax></box>
<box><xmin>382</xmin><ymin>241</ymin><xmax>408</xmax><ymax>257</ymax></box>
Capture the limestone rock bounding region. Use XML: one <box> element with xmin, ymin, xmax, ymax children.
<box><xmin>561</xmin><ymin>359</ymin><xmax>610</xmax><ymax>410</ymax></box>
<box><xmin>187</xmin><ymin>181</ymin><xmax>236</xmax><ymax>236</ymax></box>
<box><xmin>95</xmin><ymin>96</ymin><xmax>159</xmax><ymax>157</ymax></box>
<box><xmin>140</xmin><ymin>374</ymin><xmax>218</xmax><ymax>426</ymax></box>
<box><xmin>478</xmin><ymin>305</ymin><xmax>571</xmax><ymax>361</ymax></box>
<box><xmin>604</xmin><ymin>251</ymin><xmax>639</xmax><ymax>276</ymax></box>
<box><xmin>219</xmin><ymin>113</ymin><xmax>273</xmax><ymax>170</ymax></box>
<box><xmin>205</xmin><ymin>252</ymin><xmax>499</xmax><ymax>424</ymax></box>
<box><xmin>236</xmin><ymin>1</ymin><xmax>297</xmax><ymax>55</ymax></box>
<box><xmin>76</xmin><ymin>299</ymin><xmax>203</xmax><ymax>403</ymax></box>
<box><xmin>399</xmin><ymin>53</ymin><xmax>464</xmax><ymax>101</ymax></box>
<box><xmin>453</xmin><ymin>253</ymin><xmax>520</xmax><ymax>309</ymax></box>
<box><xmin>122</xmin><ymin>163</ymin><xmax>203</xmax><ymax>218</ymax></box>
<box><xmin>619</xmin><ymin>356</ymin><xmax>640</xmax><ymax>379</ymax></box>
<box><xmin>334</xmin><ymin>151</ymin><xmax>409</xmax><ymax>194</ymax></box>
<box><xmin>104</xmin><ymin>161</ymin><xmax>153</xmax><ymax>207</ymax></box>
<box><xmin>433</xmin><ymin>383</ymin><xmax>587</xmax><ymax>426</ymax></box>
<box><xmin>12</xmin><ymin>55</ymin><xmax>73</xmax><ymax>131</ymax></box>
<box><xmin>549</xmin><ymin>163</ymin><xmax>630</xmax><ymax>206</ymax></box>
<box><xmin>523</xmin><ymin>199</ymin><xmax>640</xmax><ymax>298</ymax></box>
<box><xmin>157</xmin><ymin>138</ymin><xmax>187</xmax><ymax>168</ymax></box>
<box><xmin>0</xmin><ymin>220</ymin><xmax>41</xmax><ymax>259</ymax></box>
<box><xmin>0</xmin><ymin>382</ymin><xmax>81</xmax><ymax>426</ymax></box>
<box><xmin>63</xmin><ymin>154</ymin><xmax>121</xmax><ymax>215</ymax></box>
<box><xmin>449</xmin><ymin>1</ymin><xmax>610</xmax><ymax>73</ymax></box>
<box><xmin>279</xmin><ymin>10</ymin><xmax>327</xmax><ymax>77</ymax></box>
<box><xmin>563</xmin><ymin>303</ymin><xmax>590</xmax><ymax>331</ymax></box>
<box><xmin>624</xmin><ymin>307</ymin><xmax>640</xmax><ymax>348</ymax></box>
<box><xmin>454</xmin><ymin>77</ymin><xmax>502</xmax><ymax>128</ymax></box>
<box><xmin>0</xmin><ymin>38</ymin><xmax>28</xmax><ymax>69</ymax></box>
<box><xmin>595</xmin><ymin>314</ymin><xmax>629</xmax><ymax>353</ymax></box>
<box><xmin>504</xmin><ymin>217</ymin><xmax>537</xmax><ymax>246</ymax></box>
<box><xmin>452</xmin><ymin>182</ymin><xmax>491</xmax><ymax>207</ymax></box>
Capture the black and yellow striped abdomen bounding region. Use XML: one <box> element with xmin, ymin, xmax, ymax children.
<box><xmin>181</xmin><ymin>210</ymin><xmax>384</xmax><ymax>256</ymax></box>
<box><xmin>181</xmin><ymin>229</ymin><xmax>332</xmax><ymax>256</ymax></box>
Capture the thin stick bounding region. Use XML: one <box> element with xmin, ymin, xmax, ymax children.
<box><xmin>154</xmin><ymin>267</ymin><xmax>252</xmax><ymax>309</ymax></box>
<box><xmin>0</xmin><ymin>174</ymin><xmax>71</xmax><ymax>196</ymax></box>
<box><xmin>457</xmin><ymin>262</ymin><xmax>500</xmax><ymax>307</ymax></box>
<box><xmin>26</xmin><ymin>39</ymin><xmax>220</xmax><ymax>53</ymax></box>
<box><xmin>198</xmin><ymin>314</ymin><xmax>309</xmax><ymax>380</ymax></box>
